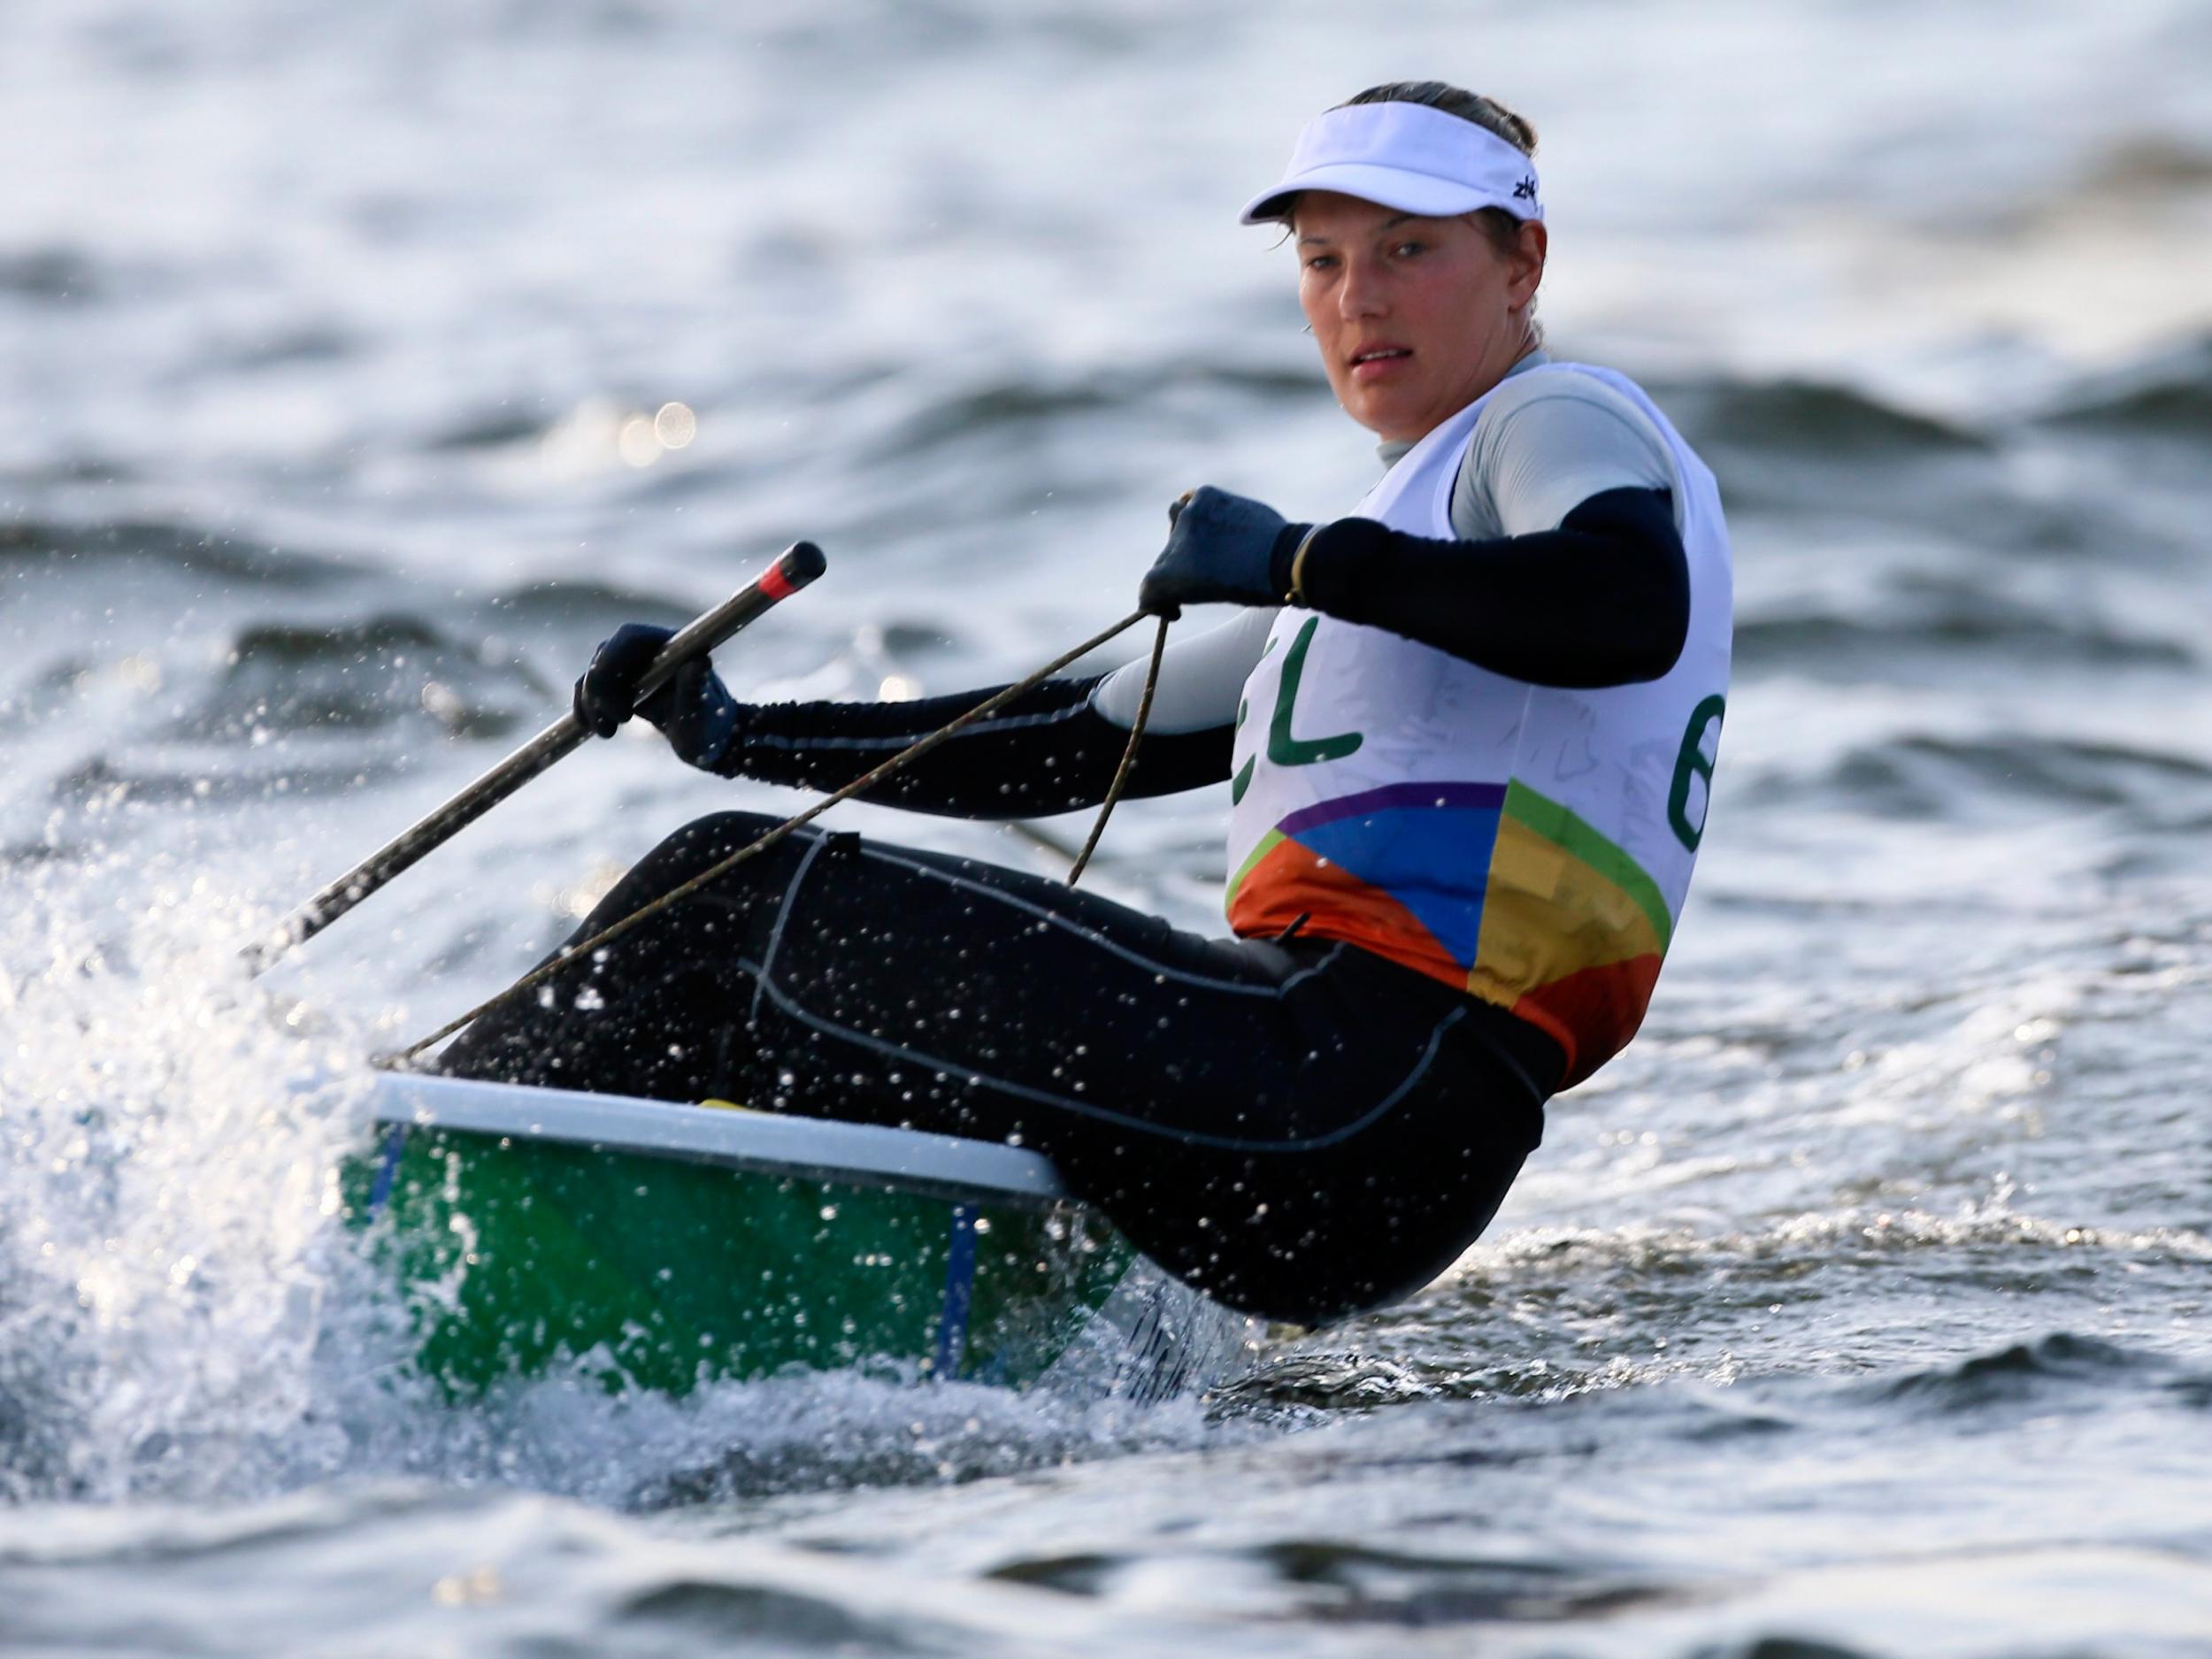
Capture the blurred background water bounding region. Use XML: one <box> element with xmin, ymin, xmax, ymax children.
<box><xmin>5</xmin><ymin>1</ymin><xmax>2212</xmax><ymax>1654</ymax></box>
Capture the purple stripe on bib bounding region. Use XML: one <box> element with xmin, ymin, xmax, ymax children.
<box><xmin>1277</xmin><ymin>780</ymin><xmax>1508</xmax><ymax>839</ymax></box>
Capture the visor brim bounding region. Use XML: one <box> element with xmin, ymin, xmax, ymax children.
<box><xmin>1239</xmin><ymin>162</ymin><xmax>1521</xmax><ymax>227</ymax></box>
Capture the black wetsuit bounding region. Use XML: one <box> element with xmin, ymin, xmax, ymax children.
<box><xmin>440</xmin><ymin>486</ymin><xmax>1687</xmax><ymax>1325</ymax></box>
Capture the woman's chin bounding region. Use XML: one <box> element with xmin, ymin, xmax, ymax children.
<box><xmin>1338</xmin><ymin>384</ymin><xmax>1442</xmax><ymax>444</ymax></box>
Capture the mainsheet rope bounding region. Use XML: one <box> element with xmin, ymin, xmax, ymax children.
<box><xmin>384</xmin><ymin>611</ymin><xmax>1172</xmax><ymax>1067</ymax></box>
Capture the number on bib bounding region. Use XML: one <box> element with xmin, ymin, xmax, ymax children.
<box><xmin>1667</xmin><ymin>694</ymin><xmax>1724</xmax><ymax>852</ymax></box>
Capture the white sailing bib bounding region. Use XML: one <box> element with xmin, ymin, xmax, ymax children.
<box><xmin>1225</xmin><ymin>365</ymin><xmax>1732</xmax><ymax>1087</ymax></box>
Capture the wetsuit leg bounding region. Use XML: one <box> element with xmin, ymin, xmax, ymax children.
<box><xmin>439</xmin><ymin>810</ymin><xmax>1560</xmax><ymax>1325</ymax></box>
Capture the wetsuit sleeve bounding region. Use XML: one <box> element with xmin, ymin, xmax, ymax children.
<box><xmin>1289</xmin><ymin>486</ymin><xmax>1690</xmax><ymax>688</ymax></box>
<box><xmin>1286</xmin><ymin>374</ymin><xmax>1690</xmax><ymax>688</ymax></box>
<box><xmin>715</xmin><ymin>610</ymin><xmax>1266</xmax><ymax>818</ymax></box>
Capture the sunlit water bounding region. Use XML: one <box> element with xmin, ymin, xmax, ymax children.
<box><xmin>5</xmin><ymin>2</ymin><xmax>2212</xmax><ymax>1655</ymax></box>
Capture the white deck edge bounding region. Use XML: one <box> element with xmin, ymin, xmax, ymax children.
<box><xmin>368</xmin><ymin>1071</ymin><xmax>1070</xmax><ymax>1207</ymax></box>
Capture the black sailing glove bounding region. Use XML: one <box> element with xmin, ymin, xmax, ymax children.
<box><xmin>1138</xmin><ymin>485</ymin><xmax>1313</xmax><ymax>618</ymax></box>
<box><xmin>573</xmin><ymin>622</ymin><xmax>746</xmax><ymax>774</ymax></box>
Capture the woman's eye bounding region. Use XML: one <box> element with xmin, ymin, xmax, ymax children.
<box><xmin>1393</xmin><ymin>241</ymin><xmax>1425</xmax><ymax>257</ymax></box>
<box><xmin>1303</xmin><ymin>254</ymin><xmax>1337</xmax><ymax>271</ymax></box>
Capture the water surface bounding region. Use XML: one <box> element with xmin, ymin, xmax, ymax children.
<box><xmin>5</xmin><ymin>3</ymin><xmax>2212</xmax><ymax>1654</ymax></box>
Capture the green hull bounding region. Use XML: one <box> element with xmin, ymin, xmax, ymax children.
<box><xmin>345</xmin><ymin>1077</ymin><xmax>1240</xmax><ymax>1400</ymax></box>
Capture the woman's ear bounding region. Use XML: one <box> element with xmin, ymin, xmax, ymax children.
<box><xmin>1509</xmin><ymin>219</ymin><xmax>1549</xmax><ymax>307</ymax></box>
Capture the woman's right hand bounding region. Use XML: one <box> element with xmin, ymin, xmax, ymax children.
<box><xmin>573</xmin><ymin>623</ymin><xmax>746</xmax><ymax>773</ymax></box>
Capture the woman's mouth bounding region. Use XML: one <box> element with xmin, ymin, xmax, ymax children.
<box><xmin>1349</xmin><ymin>346</ymin><xmax>1412</xmax><ymax>382</ymax></box>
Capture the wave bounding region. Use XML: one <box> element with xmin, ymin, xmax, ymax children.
<box><xmin>995</xmin><ymin>1534</ymin><xmax>1684</xmax><ymax>1627</ymax></box>
<box><xmin>1209</xmin><ymin>1207</ymin><xmax>2212</xmax><ymax>1455</ymax></box>
<box><xmin>856</xmin><ymin>359</ymin><xmax>1324</xmax><ymax>462</ymax></box>
<box><xmin>2037</xmin><ymin>335</ymin><xmax>2212</xmax><ymax>437</ymax></box>
<box><xmin>486</xmin><ymin>578</ymin><xmax>696</xmax><ymax>626</ymax></box>
<box><xmin>50</xmin><ymin>753</ymin><xmax>411</xmax><ymax>806</ymax></box>
<box><xmin>212</xmin><ymin>324</ymin><xmax>355</xmax><ymax>373</ymax></box>
<box><xmin>1657</xmin><ymin>376</ymin><xmax>1990</xmax><ymax>458</ymax></box>
<box><xmin>425</xmin><ymin>410</ymin><xmax>556</xmax><ymax>452</ymax></box>
<box><xmin>0</xmin><ymin>246</ymin><xmax>101</xmax><ymax>302</ymax></box>
<box><xmin>163</xmin><ymin>612</ymin><xmax>554</xmax><ymax>742</ymax></box>
<box><xmin>1</xmin><ymin>518</ymin><xmax>346</xmax><ymax>588</ymax></box>
<box><xmin>2088</xmin><ymin>134</ymin><xmax>2212</xmax><ymax>195</ymax></box>
<box><xmin>1735</xmin><ymin>600</ymin><xmax>2193</xmax><ymax>676</ymax></box>
<box><xmin>1213</xmin><ymin>1203</ymin><xmax>2212</xmax><ymax>1424</ymax></box>
<box><xmin>1479</xmin><ymin>1212</ymin><xmax>2212</xmax><ymax>1284</ymax></box>
<box><xmin>1782</xmin><ymin>733</ymin><xmax>2212</xmax><ymax>820</ymax></box>
<box><xmin>1866</xmin><ymin>1332</ymin><xmax>2147</xmax><ymax>1415</ymax></box>
<box><xmin>0</xmin><ymin>457</ymin><xmax>139</xmax><ymax>488</ymax></box>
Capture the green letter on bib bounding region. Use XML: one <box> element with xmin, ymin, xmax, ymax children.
<box><xmin>1231</xmin><ymin>697</ymin><xmax>1255</xmax><ymax>804</ymax></box>
<box><xmin>1668</xmin><ymin>693</ymin><xmax>1725</xmax><ymax>851</ymax></box>
<box><xmin>1268</xmin><ymin>618</ymin><xmax>1363</xmax><ymax>768</ymax></box>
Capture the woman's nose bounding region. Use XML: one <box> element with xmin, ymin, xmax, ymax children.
<box><xmin>1337</xmin><ymin>258</ymin><xmax>1387</xmax><ymax>319</ymax></box>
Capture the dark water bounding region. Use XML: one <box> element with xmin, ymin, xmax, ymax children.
<box><xmin>6</xmin><ymin>2</ymin><xmax>2212</xmax><ymax>1654</ymax></box>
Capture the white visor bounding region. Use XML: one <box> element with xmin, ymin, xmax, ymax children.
<box><xmin>1240</xmin><ymin>101</ymin><xmax>1542</xmax><ymax>227</ymax></box>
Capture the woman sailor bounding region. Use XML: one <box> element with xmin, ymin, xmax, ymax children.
<box><xmin>442</xmin><ymin>81</ymin><xmax>1732</xmax><ymax>1327</ymax></box>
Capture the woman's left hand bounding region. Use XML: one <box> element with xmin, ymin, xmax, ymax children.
<box><xmin>574</xmin><ymin>623</ymin><xmax>746</xmax><ymax>772</ymax></box>
<box><xmin>1139</xmin><ymin>486</ymin><xmax>1310</xmax><ymax>617</ymax></box>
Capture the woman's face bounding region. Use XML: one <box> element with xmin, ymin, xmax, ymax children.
<box><xmin>1293</xmin><ymin>190</ymin><xmax>1547</xmax><ymax>444</ymax></box>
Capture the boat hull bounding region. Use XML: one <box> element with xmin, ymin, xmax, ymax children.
<box><xmin>347</xmin><ymin>1074</ymin><xmax>1253</xmax><ymax>1401</ymax></box>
